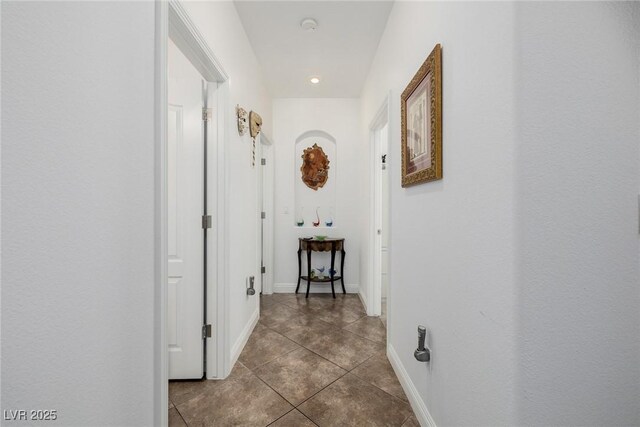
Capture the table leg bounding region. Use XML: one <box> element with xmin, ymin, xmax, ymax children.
<box><xmin>330</xmin><ymin>242</ymin><xmax>336</xmax><ymax>299</ymax></box>
<box><xmin>295</xmin><ymin>249</ymin><xmax>302</xmax><ymax>294</ymax></box>
<box><xmin>306</xmin><ymin>247</ymin><xmax>312</xmax><ymax>298</ymax></box>
<box><xmin>340</xmin><ymin>248</ymin><xmax>346</xmax><ymax>294</ymax></box>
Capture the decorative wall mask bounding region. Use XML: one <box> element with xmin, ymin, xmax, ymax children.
<box><xmin>249</xmin><ymin>111</ymin><xmax>262</xmax><ymax>167</ymax></box>
<box><xmin>249</xmin><ymin>111</ymin><xmax>262</xmax><ymax>138</ymax></box>
<box><xmin>300</xmin><ymin>143</ymin><xmax>330</xmax><ymax>190</ymax></box>
<box><xmin>236</xmin><ymin>105</ymin><xmax>248</xmax><ymax>136</ymax></box>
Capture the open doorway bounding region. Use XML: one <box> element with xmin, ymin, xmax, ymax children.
<box><xmin>167</xmin><ymin>36</ymin><xmax>210</xmax><ymax>380</ymax></box>
<box><xmin>158</xmin><ymin>1</ymin><xmax>230</xmax><ymax>423</ymax></box>
<box><xmin>369</xmin><ymin>96</ymin><xmax>390</xmax><ymax>322</ymax></box>
<box><xmin>258</xmin><ymin>134</ymin><xmax>275</xmax><ymax>295</ymax></box>
<box><xmin>379</xmin><ymin>123</ymin><xmax>390</xmax><ymax>328</ymax></box>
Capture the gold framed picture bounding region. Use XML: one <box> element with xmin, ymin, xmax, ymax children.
<box><xmin>401</xmin><ymin>44</ymin><xmax>442</xmax><ymax>187</ymax></box>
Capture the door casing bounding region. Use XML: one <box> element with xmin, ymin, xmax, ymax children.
<box><xmin>368</xmin><ymin>95</ymin><xmax>391</xmax><ymax>320</ymax></box>
<box><xmin>259</xmin><ymin>134</ymin><xmax>275</xmax><ymax>295</ymax></box>
<box><xmin>155</xmin><ymin>1</ymin><xmax>230</xmax><ymax>425</ymax></box>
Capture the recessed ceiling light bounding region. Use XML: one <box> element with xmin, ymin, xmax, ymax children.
<box><xmin>309</xmin><ymin>76</ymin><xmax>321</xmax><ymax>84</ymax></box>
<box><xmin>300</xmin><ymin>18</ymin><xmax>318</xmax><ymax>32</ymax></box>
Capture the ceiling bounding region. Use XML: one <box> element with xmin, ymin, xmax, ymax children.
<box><xmin>234</xmin><ymin>1</ymin><xmax>394</xmax><ymax>98</ymax></box>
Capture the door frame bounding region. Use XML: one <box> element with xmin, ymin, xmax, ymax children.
<box><xmin>155</xmin><ymin>1</ymin><xmax>229</xmax><ymax>424</ymax></box>
<box><xmin>259</xmin><ymin>133</ymin><xmax>275</xmax><ymax>295</ymax></box>
<box><xmin>368</xmin><ymin>94</ymin><xmax>391</xmax><ymax>319</ymax></box>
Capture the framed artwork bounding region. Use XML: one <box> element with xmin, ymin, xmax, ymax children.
<box><xmin>401</xmin><ymin>44</ymin><xmax>442</xmax><ymax>187</ymax></box>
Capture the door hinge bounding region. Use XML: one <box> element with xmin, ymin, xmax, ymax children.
<box><xmin>202</xmin><ymin>324</ymin><xmax>212</xmax><ymax>339</ymax></box>
<box><xmin>202</xmin><ymin>215</ymin><xmax>212</xmax><ymax>229</ymax></box>
<box><xmin>261</xmin><ymin>211</ymin><xmax>266</xmax><ymax>219</ymax></box>
<box><xmin>261</xmin><ymin>266</ymin><xmax>266</xmax><ymax>274</ymax></box>
<box><xmin>202</xmin><ymin>107</ymin><xmax>213</xmax><ymax>122</ymax></box>
<box><xmin>261</xmin><ymin>158</ymin><xmax>266</xmax><ymax>166</ymax></box>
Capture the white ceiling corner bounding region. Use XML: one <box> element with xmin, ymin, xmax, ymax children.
<box><xmin>234</xmin><ymin>1</ymin><xmax>394</xmax><ymax>98</ymax></box>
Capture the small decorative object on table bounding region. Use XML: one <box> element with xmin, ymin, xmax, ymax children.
<box><xmin>312</xmin><ymin>207</ymin><xmax>320</xmax><ymax>227</ymax></box>
<box><xmin>325</xmin><ymin>207</ymin><xmax>334</xmax><ymax>227</ymax></box>
<box><xmin>296</xmin><ymin>207</ymin><xmax>305</xmax><ymax>227</ymax></box>
<box><xmin>296</xmin><ymin>237</ymin><xmax>346</xmax><ymax>298</ymax></box>
<box><xmin>325</xmin><ymin>211</ymin><xmax>333</xmax><ymax>226</ymax></box>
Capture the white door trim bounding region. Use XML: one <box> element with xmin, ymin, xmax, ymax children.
<box><xmin>154</xmin><ymin>3</ymin><xmax>169</xmax><ymax>426</ymax></box>
<box><xmin>260</xmin><ymin>133</ymin><xmax>275</xmax><ymax>295</ymax></box>
<box><xmin>368</xmin><ymin>95</ymin><xmax>391</xmax><ymax>320</ymax></box>
<box><xmin>156</xmin><ymin>0</ymin><xmax>230</xmax><ymax>423</ymax></box>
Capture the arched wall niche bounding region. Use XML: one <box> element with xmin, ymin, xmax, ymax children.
<box><xmin>294</xmin><ymin>130</ymin><xmax>337</xmax><ymax>228</ymax></box>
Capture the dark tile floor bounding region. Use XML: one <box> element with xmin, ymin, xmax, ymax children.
<box><xmin>169</xmin><ymin>294</ymin><xmax>418</xmax><ymax>426</ymax></box>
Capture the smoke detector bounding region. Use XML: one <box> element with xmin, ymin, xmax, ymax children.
<box><xmin>300</xmin><ymin>18</ymin><xmax>318</xmax><ymax>32</ymax></box>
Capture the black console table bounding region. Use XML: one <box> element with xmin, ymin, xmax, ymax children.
<box><xmin>296</xmin><ymin>237</ymin><xmax>346</xmax><ymax>298</ymax></box>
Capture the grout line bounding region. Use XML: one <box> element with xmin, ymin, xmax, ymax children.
<box><xmin>265</xmin><ymin>408</ymin><xmax>296</xmax><ymax>426</ymax></box>
<box><xmin>267</xmin><ymin>410</ymin><xmax>296</xmax><ymax>427</ymax></box>
<box><xmin>244</xmin><ymin>339</ymin><xmax>302</xmax><ymax>372</ymax></box>
<box><xmin>255</xmin><ymin>295</ymin><xmax>410</xmax><ymax>423</ymax></box>
<box><xmin>303</xmin><ymin>412</ymin><xmax>320</xmax><ymax>427</ymax></box>
<box><xmin>349</xmin><ymin>368</ymin><xmax>412</xmax><ymax>405</ymax></box>
<box><xmin>252</xmin><ymin>373</ymin><xmax>298</xmax><ymax>413</ymax></box>
<box><xmin>399</xmin><ymin>413</ymin><xmax>414</xmax><ymax>426</ymax></box>
<box><xmin>172</xmin><ymin>404</ymin><xmax>189</xmax><ymax>426</ymax></box>
<box><xmin>293</xmin><ymin>369</ymin><xmax>350</xmax><ymax>410</ymax></box>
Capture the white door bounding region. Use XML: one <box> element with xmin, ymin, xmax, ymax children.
<box><xmin>380</xmin><ymin>124</ymin><xmax>390</xmax><ymax>300</ymax></box>
<box><xmin>168</xmin><ymin>39</ymin><xmax>205</xmax><ymax>379</ymax></box>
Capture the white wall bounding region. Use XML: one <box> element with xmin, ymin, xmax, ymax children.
<box><xmin>272</xmin><ymin>99</ymin><xmax>362</xmax><ymax>293</ymax></box>
<box><xmin>514</xmin><ymin>3</ymin><xmax>640</xmax><ymax>425</ymax></box>
<box><xmin>180</xmin><ymin>1</ymin><xmax>272</xmax><ymax>367</ymax></box>
<box><xmin>361</xmin><ymin>1</ymin><xmax>640</xmax><ymax>426</ymax></box>
<box><xmin>361</xmin><ymin>2</ymin><xmax>520</xmax><ymax>425</ymax></box>
<box><xmin>2</xmin><ymin>1</ymin><xmax>272</xmax><ymax>424</ymax></box>
<box><xmin>2</xmin><ymin>2</ymin><xmax>157</xmax><ymax>425</ymax></box>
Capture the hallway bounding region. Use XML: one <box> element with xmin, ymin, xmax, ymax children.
<box><xmin>169</xmin><ymin>294</ymin><xmax>417</xmax><ymax>426</ymax></box>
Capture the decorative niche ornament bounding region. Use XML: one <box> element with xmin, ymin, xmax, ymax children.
<box><xmin>236</xmin><ymin>105</ymin><xmax>248</xmax><ymax>136</ymax></box>
<box><xmin>249</xmin><ymin>111</ymin><xmax>262</xmax><ymax>167</ymax></box>
<box><xmin>300</xmin><ymin>143</ymin><xmax>330</xmax><ymax>190</ymax></box>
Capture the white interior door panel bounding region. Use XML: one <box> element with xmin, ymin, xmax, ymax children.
<box><xmin>168</xmin><ymin>38</ymin><xmax>205</xmax><ymax>380</ymax></box>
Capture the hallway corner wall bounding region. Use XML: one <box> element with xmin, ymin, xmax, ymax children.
<box><xmin>181</xmin><ymin>1</ymin><xmax>273</xmax><ymax>372</ymax></box>
<box><xmin>362</xmin><ymin>1</ymin><xmax>640</xmax><ymax>426</ymax></box>
<box><xmin>2</xmin><ymin>2</ymin><xmax>157</xmax><ymax>424</ymax></box>
<box><xmin>513</xmin><ymin>3</ymin><xmax>640</xmax><ymax>425</ymax></box>
<box><xmin>360</xmin><ymin>2</ymin><xmax>519</xmax><ymax>425</ymax></box>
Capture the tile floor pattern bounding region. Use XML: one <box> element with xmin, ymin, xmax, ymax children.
<box><xmin>169</xmin><ymin>294</ymin><xmax>418</xmax><ymax>426</ymax></box>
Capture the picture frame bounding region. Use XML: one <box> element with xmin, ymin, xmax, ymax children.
<box><xmin>401</xmin><ymin>44</ymin><xmax>442</xmax><ymax>187</ymax></box>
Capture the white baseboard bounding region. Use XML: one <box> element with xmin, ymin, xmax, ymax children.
<box><xmin>387</xmin><ymin>344</ymin><xmax>436</xmax><ymax>427</ymax></box>
<box><xmin>358</xmin><ymin>291</ymin><xmax>368</xmax><ymax>313</ymax></box>
<box><xmin>273</xmin><ymin>282</ymin><xmax>359</xmax><ymax>294</ymax></box>
<box><xmin>230</xmin><ymin>307</ymin><xmax>259</xmax><ymax>372</ymax></box>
